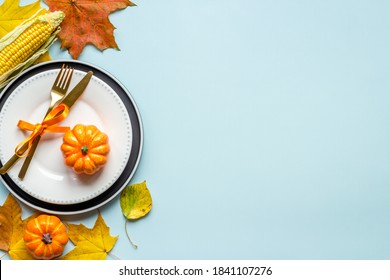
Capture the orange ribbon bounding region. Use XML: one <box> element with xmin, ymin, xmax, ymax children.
<box><xmin>15</xmin><ymin>104</ymin><xmax>70</xmax><ymax>157</ymax></box>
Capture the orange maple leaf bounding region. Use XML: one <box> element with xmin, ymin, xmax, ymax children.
<box><xmin>44</xmin><ymin>0</ymin><xmax>135</xmax><ymax>59</ymax></box>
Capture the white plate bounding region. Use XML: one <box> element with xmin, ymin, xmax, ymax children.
<box><xmin>0</xmin><ymin>60</ymin><xmax>143</xmax><ymax>214</ymax></box>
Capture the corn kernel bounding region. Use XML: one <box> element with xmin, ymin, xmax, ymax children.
<box><xmin>0</xmin><ymin>12</ymin><xmax>64</xmax><ymax>76</ymax></box>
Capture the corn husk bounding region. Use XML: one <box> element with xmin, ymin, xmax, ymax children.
<box><xmin>0</xmin><ymin>10</ymin><xmax>65</xmax><ymax>89</ymax></box>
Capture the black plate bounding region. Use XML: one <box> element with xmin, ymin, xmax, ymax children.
<box><xmin>0</xmin><ymin>60</ymin><xmax>143</xmax><ymax>214</ymax></box>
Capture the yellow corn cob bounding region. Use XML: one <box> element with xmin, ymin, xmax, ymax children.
<box><xmin>0</xmin><ymin>11</ymin><xmax>65</xmax><ymax>75</ymax></box>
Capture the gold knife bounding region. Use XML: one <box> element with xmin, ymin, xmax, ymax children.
<box><xmin>0</xmin><ymin>71</ymin><xmax>94</xmax><ymax>176</ymax></box>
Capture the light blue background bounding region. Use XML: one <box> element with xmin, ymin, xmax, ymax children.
<box><xmin>1</xmin><ymin>0</ymin><xmax>390</xmax><ymax>259</ymax></box>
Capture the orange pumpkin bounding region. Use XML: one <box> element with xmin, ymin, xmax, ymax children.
<box><xmin>23</xmin><ymin>214</ymin><xmax>68</xmax><ymax>260</ymax></box>
<box><xmin>61</xmin><ymin>124</ymin><xmax>110</xmax><ymax>175</ymax></box>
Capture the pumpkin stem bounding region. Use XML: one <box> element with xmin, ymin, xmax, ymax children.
<box><xmin>41</xmin><ymin>233</ymin><xmax>52</xmax><ymax>244</ymax></box>
<box><xmin>81</xmin><ymin>145</ymin><xmax>89</xmax><ymax>155</ymax></box>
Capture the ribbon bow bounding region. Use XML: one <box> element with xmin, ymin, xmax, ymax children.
<box><xmin>15</xmin><ymin>104</ymin><xmax>70</xmax><ymax>157</ymax></box>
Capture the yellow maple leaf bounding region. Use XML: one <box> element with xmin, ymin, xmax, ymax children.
<box><xmin>0</xmin><ymin>194</ymin><xmax>39</xmax><ymax>259</ymax></box>
<box><xmin>35</xmin><ymin>52</ymin><xmax>52</xmax><ymax>63</ymax></box>
<box><xmin>0</xmin><ymin>194</ymin><xmax>22</xmax><ymax>252</ymax></box>
<box><xmin>61</xmin><ymin>212</ymin><xmax>118</xmax><ymax>260</ymax></box>
<box><xmin>0</xmin><ymin>0</ymin><xmax>46</xmax><ymax>39</ymax></box>
<box><xmin>8</xmin><ymin>238</ymin><xmax>34</xmax><ymax>260</ymax></box>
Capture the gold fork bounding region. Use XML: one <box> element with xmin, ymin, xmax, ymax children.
<box><xmin>45</xmin><ymin>64</ymin><xmax>74</xmax><ymax>116</ymax></box>
<box><xmin>0</xmin><ymin>66</ymin><xmax>72</xmax><ymax>179</ymax></box>
<box><xmin>17</xmin><ymin>64</ymin><xmax>74</xmax><ymax>179</ymax></box>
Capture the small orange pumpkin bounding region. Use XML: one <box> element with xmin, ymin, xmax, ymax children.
<box><xmin>61</xmin><ymin>124</ymin><xmax>110</xmax><ymax>175</ymax></box>
<box><xmin>23</xmin><ymin>214</ymin><xmax>68</xmax><ymax>260</ymax></box>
